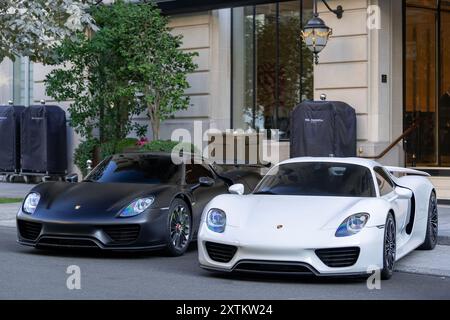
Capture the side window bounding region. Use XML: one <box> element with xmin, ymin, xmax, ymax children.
<box><xmin>374</xmin><ymin>167</ymin><xmax>395</xmax><ymax>196</ymax></box>
<box><xmin>185</xmin><ymin>164</ymin><xmax>214</xmax><ymax>184</ymax></box>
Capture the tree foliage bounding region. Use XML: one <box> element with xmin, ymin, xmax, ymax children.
<box><xmin>0</xmin><ymin>0</ymin><xmax>97</xmax><ymax>62</ymax></box>
<box><xmin>104</xmin><ymin>0</ymin><xmax>198</xmax><ymax>140</ymax></box>
<box><xmin>45</xmin><ymin>1</ymin><xmax>197</xmax><ymax>171</ymax></box>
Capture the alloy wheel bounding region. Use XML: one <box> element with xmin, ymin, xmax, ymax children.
<box><xmin>385</xmin><ymin>217</ymin><xmax>396</xmax><ymax>271</ymax></box>
<box><xmin>169</xmin><ymin>205</ymin><xmax>191</xmax><ymax>251</ymax></box>
<box><xmin>430</xmin><ymin>193</ymin><xmax>438</xmax><ymax>244</ymax></box>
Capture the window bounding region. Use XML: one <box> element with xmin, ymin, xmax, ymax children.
<box><xmin>232</xmin><ymin>1</ymin><xmax>314</xmax><ymax>139</ymax></box>
<box><xmin>185</xmin><ymin>164</ymin><xmax>214</xmax><ymax>184</ymax></box>
<box><xmin>12</xmin><ymin>57</ymin><xmax>33</xmax><ymax>106</ymax></box>
<box><xmin>86</xmin><ymin>155</ymin><xmax>182</xmax><ymax>184</ymax></box>
<box><xmin>374</xmin><ymin>167</ymin><xmax>395</xmax><ymax>196</ymax></box>
<box><xmin>253</xmin><ymin>162</ymin><xmax>376</xmax><ymax>197</ymax></box>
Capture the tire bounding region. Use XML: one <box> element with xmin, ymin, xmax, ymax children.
<box><xmin>164</xmin><ymin>198</ymin><xmax>192</xmax><ymax>257</ymax></box>
<box><xmin>381</xmin><ymin>213</ymin><xmax>396</xmax><ymax>280</ymax></box>
<box><xmin>418</xmin><ymin>191</ymin><xmax>438</xmax><ymax>250</ymax></box>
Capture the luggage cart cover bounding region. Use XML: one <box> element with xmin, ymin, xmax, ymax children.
<box><xmin>0</xmin><ymin>105</ymin><xmax>25</xmax><ymax>172</ymax></box>
<box><xmin>21</xmin><ymin>105</ymin><xmax>67</xmax><ymax>173</ymax></box>
<box><xmin>290</xmin><ymin>101</ymin><xmax>357</xmax><ymax>158</ymax></box>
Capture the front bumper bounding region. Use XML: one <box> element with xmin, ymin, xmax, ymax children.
<box><xmin>198</xmin><ymin>223</ymin><xmax>385</xmax><ymax>276</ymax></box>
<box><xmin>16</xmin><ymin>207</ymin><xmax>169</xmax><ymax>251</ymax></box>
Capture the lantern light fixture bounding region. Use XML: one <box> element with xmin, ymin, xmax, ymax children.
<box><xmin>301</xmin><ymin>0</ymin><xmax>344</xmax><ymax>65</ymax></box>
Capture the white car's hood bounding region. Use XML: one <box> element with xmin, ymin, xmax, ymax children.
<box><xmin>207</xmin><ymin>195</ymin><xmax>376</xmax><ymax>243</ymax></box>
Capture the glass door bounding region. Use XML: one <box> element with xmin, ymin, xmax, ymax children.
<box><xmin>405</xmin><ymin>0</ymin><xmax>450</xmax><ymax>167</ymax></box>
<box><xmin>439</xmin><ymin>2</ymin><xmax>450</xmax><ymax>165</ymax></box>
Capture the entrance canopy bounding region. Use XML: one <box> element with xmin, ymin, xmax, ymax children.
<box><xmin>156</xmin><ymin>0</ymin><xmax>292</xmax><ymax>14</ymax></box>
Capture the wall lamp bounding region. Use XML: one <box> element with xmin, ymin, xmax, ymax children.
<box><xmin>301</xmin><ymin>0</ymin><xmax>344</xmax><ymax>64</ymax></box>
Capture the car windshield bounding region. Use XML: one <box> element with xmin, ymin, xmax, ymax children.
<box><xmin>85</xmin><ymin>154</ymin><xmax>182</xmax><ymax>184</ymax></box>
<box><xmin>253</xmin><ymin>162</ymin><xmax>376</xmax><ymax>197</ymax></box>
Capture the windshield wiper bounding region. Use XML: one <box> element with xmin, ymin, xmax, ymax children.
<box><xmin>253</xmin><ymin>191</ymin><xmax>277</xmax><ymax>195</ymax></box>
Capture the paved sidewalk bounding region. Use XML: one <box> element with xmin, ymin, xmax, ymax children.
<box><xmin>396</xmin><ymin>245</ymin><xmax>450</xmax><ymax>277</ymax></box>
<box><xmin>439</xmin><ymin>206</ymin><xmax>450</xmax><ymax>245</ymax></box>
<box><xmin>0</xmin><ymin>203</ymin><xmax>20</xmax><ymax>228</ymax></box>
<box><xmin>0</xmin><ymin>182</ymin><xmax>36</xmax><ymax>198</ymax></box>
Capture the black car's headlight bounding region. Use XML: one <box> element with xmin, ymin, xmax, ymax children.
<box><xmin>119</xmin><ymin>197</ymin><xmax>154</xmax><ymax>218</ymax></box>
<box><xmin>206</xmin><ymin>208</ymin><xmax>226</xmax><ymax>233</ymax></box>
<box><xmin>23</xmin><ymin>192</ymin><xmax>41</xmax><ymax>214</ymax></box>
<box><xmin>335</xmin><ymin>213</ymin><xmax>370</xmax><ymax>237</ymax></box>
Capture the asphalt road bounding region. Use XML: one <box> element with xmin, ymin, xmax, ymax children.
<box><xmin>0</xmin><ymin>227</ymin><xmax>449</xmax><ymax>300</ymax></box>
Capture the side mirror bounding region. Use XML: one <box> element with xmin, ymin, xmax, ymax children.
<box><xmin>199</xmin><ymin>176</ymin><xmax>215</xmax><ymax>187</ymax></box>
<box><xmin>229</xmin><ymin>184</ymin><xmax>244</xmax><ymax>195</ymax></box>
<box><xmin>65</xmin><ymin>173</ymin><xmax>79</xmax><ymax>183</ymax></box>
<box><xmin>395</xmin><ymin>186</ymin><xmax>413</xmax><ymax>199</ymax></box>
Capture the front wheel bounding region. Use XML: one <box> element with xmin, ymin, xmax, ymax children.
<box><xmin>164</xmin><ymin>199</ymin><xmax>192</xmax><ymax>257</ymax></box>
<box><xmin>381</xmin><ymin>213</ymin><xmax>396</xmax><ymax>280</ymax></box>
<box><xmin>418</xmin><ymin>191</ymin><xmax>438</xmax><ymax>250</ymax></box>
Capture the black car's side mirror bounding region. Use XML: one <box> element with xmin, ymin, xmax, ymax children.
<box><xmin>199</xmin><ymin>176</ymin><xmax>215</xmax><ymax>187</ymax></box>
<box><xmin>65</xmin><ymin>173</ymin><xmax>79</xmax><ymax>183</ymax></box>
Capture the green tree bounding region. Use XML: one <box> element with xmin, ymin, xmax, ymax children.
<box><xmin>112</xmin><ymin>1</ymin><xmax>198</xmax><ymax>140</ymax></box>
<box><xmin>0</xmin><ymin>0</ymin><xmax>96</xmax><ymax>62</ymax></box>
<box><xmin>45</xmin><ymin>1</ymin><xmax>197</xmax><ymax>149</ymax></box>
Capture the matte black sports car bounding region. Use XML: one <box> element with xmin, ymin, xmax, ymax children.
<box><xmin>16</xmin><ymin>152</ymin><xmax>262</xmax><ymax>256</ymax></box>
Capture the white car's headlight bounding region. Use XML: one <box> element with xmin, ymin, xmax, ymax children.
<box><xmin>23</xmin><ymin>192</ymin><xmax>41</xmax><ymax>214</ymax></box>
<box><xmin>335</xmin><ymin>213</ymin><xmax>370</xmax><ymax>237</ymax></box>
<box><xmin>206</xmin><ymin>208</ymin><xmax>226</xmax><ymax>233</ymax></box>
<box><xmin>119</xmin><ymin>197</ymin><xmax>154</xmax><ymax>218</ymax></box>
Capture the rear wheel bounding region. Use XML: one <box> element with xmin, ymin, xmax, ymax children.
<box><xmin>381</xmin><ymin>213</ymin><xmax>396</xmax><ymax>280</ymax></box>
<box><xmin>164</xmin><ymin>199</ymin><xmax>192</xmax><ymax>257</ymax></box>
<box><xmin>418</xmin><ymin>191</ymin><xmax>438</xmax><ymax>250</ymax></box>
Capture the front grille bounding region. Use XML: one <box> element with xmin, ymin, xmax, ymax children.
<box><xmin>103</xmin><ymin>225</ymin><xmax>140</xmax><ymax>244</ymax></box>
<box><xmin>234</xmin><ymin>261</ymin><xmax>314</xmax><ymax>275</ymax></box>
<box><xmin>38</xmin><ymin>237</ymin><xmax>99</xmax><ymax>249</ymax></box>
<box><xmin>315</xmin><ymin>247</ymin><xmax>360</xmax><ymax>268</ymax></box>
<box><xmin>205</xmin><ymin>242</ymin><xmax>237</xmax><ymax>263</ymax></box>
<box><xmin>18</xmin><ymin>220</ymin><xmax>42</xmax><ymax>241</ymax></box>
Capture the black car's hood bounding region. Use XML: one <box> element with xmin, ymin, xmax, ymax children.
<box><xmin>32</xmin><ymin>182</ymin><xmax>174</xmax><ymax>220</ymax></box>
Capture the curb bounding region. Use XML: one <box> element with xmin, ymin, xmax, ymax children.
<box><xmin>395</xmin><ymin>268</ymin><xmax>450</xmax><ymax>278</ymax></box>
<box><xmin>438</xmin><ymin>235</ymin><xmax>450</xmax><ymax>246</ymax></box>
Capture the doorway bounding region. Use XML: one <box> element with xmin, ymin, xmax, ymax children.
<box><xmin>404</xmin><ymin>0</ymin><xmax>450</xmax><ymax>167</ymax></box>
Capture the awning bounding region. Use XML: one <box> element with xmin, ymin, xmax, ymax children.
<box><xmin>156</xmin><ymin>0</ymin><xmax>292</xmax><ymax>14</ymax></box>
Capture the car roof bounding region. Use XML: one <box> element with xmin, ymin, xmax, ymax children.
<box><xmin>113</xmin><ymin>151</ymin><xmax>207</xmax><ymax>164</ymax></box>
<box><xmin>278</xmin><ymin>157</ymin><xmax>381</xmax><ymax>170</ymax></box>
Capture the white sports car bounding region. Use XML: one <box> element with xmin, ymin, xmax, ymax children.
<box><xmin>198</xmin><ymin>158</ymin><xmax>438</xmax><ymax>279</ymax></box>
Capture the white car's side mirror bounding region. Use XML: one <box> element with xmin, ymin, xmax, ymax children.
<box><xmin>395</xmin><ymin>186</ymin><xmax>413</xmax><ymax>199</ymax></box>
<box><xmin>229</xmin><ymin>184</ymin><xmax>244</xmax><ymax>195</ymax></box>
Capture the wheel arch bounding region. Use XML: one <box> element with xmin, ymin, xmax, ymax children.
<box><xmin>388</xmin><ymin>208</ymin><xmax>396</xmax><ymax>226</ymax></box>
<box><xmin>172</xmin><ymin>192</ymin><xmax>193</xmax><ymax>216</ymax></box>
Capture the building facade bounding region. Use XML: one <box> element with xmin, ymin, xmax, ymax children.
<box><xmin>0</xmin><ymin>1</ymin><xmax>449</xmax><ymax>185</ymax></box>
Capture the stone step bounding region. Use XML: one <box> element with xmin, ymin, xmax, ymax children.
<box><xmin>406</xmin><ymin>168</ymin><xmax>450</xmax><ymax>201</ymax></box>
<box><xmin>428</xmin><ymin>176</ymin><xmax>450</xmax><ymax>200</ymax></box>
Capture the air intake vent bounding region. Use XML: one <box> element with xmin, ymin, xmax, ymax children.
<box><xmin>38</xmin><ymin>237</ymin><xmax>99</xmax><ymax>248</ymax></box>
<box><xmin>315</xmin><ymin>247</ymin><xmax>360</xmax><ymax>268</ymax></box>
<box><xmin>18</xmin><ymin>220</ymin><xmax>42</xmax><ymax>241</ymax></box>
<box><xmin>234</xmin><ymin>261</ymin><xmax>315</xmax><ymax>275</ymax></box>
<box><xmin>205</xmin><ymin>242</ymin><xmax>237</xmax><ymax>263</ymax></box>
<box><xmin>103</xmin><ymin>225</ymin><xmax>140</xmax><ymax>244</ymax></box>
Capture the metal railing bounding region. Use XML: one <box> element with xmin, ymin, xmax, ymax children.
<box><xmin>359</xmin><ymin>121</ymin><xmax>420</xmax><ymax>160</ymax></box>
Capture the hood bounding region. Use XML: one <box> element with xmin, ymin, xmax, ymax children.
<box><xmin>32</xmin><ymin>182</ymin><xmax>172</xmax><ymax>220</ymax></box>
<box><xmin>207</xmin><ymin>194</ymin><xmax>374</xmax><ymax>246</ymax></box>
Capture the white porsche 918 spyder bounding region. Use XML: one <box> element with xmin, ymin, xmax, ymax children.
<box><xmin>198</xmin><ymin>158</ymin><xmax>438</xmax><ymax>280</ymax></box>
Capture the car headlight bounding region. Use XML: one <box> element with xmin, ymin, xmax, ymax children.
<box><xmin>206</xmin><ymin>208</ymin><xmax>226</xmax><ymax>233</ymax></box>
<box><xmin>23</xmin><ymin>192</ymin><xmax>41</xmax><ymax>214</ymax></box>
<box><xmin>335</xmin><ymin>213</ymin><xmax>370</xmax><ymax>237</ymax></box>
<box><xmin>119</xmin><ymin>197</ymin><xmax>154</xmax><ymax>218</ymax></box>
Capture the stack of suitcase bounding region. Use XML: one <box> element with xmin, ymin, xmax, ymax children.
<box><xmin>0</xmin><ymin>104</ymin><xmax>67</xmax><ymax>182</ymax></box>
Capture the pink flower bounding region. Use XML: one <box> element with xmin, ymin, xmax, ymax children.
<box><xmin>136</xmin><ymin>137</ymin><xmax>148</xmax><ymax>147</ymax></box>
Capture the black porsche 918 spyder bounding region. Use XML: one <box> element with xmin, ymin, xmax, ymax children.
<box><xmin>16</xmin><ymin>152</ymin><xmax>262</xmax><ymax>256</ymax></box>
